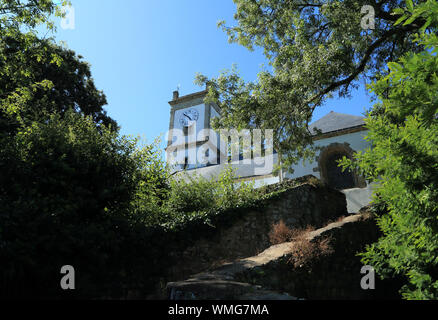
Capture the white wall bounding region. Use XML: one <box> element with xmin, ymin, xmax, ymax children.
<box><xmin>172</xmin><ymin>130</ymin><xmax>371</xmax><ymax>190</ymax></box>
<box><xmin>285</xmin><ymin>130</ymin><xmax>370</xmax><ymax>180</ymax></box>
<box><xmin>173</xmin><ymin>129</ymin><xmax>374</xmax><ymax>213</ymax></box>
<box><xmin>342</xmin><ymin>183</ymin><xmax>375</xmax><ymax>213</ymax></box>
<box><xmin>175</xmin><ymin>153</ymin><xmax>279</xmax><ymax>180</ymax></box>
<box><xmin>211</xmin><ymin>107</ymin><xmax>220</xmax><ymax>122</ymax></box>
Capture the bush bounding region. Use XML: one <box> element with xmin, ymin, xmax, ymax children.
<box><xmin>340</xmin><ymin>3</ymin><xmax>438</xmax><ymax>299</ymax></box>
<box><xmin>0</xmin><ymin>107</ymin><xmax>261</xmax><ymax>298</ymax></box>
<box><xmin>288</xmin><ymin>233</ymin><xmax>333</xmax><ymax>269</ymax></box>
<box><xmin>0</xmin><ymin>111</ymin><xmax>169</xmax><ymax>298</ymax></box>
<box><xmin>163</xmin><ymin>165</ymin><xmax>259</xmax><ymax>224</ymax></box>
<box><xmin>269</xmin><ymin>221</ymin><xmax>333</xmax><ymax>268</ymax></box>
<box><xmin>269</xmin><ymin>220</ymin><xmax>295</xmax><ymax>245</ymax></box>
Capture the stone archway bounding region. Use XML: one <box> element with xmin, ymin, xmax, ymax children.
<box><xmin>315</xmin><ymin>143</ymin><xmax>366</xmax><ymax>190</ymax></box>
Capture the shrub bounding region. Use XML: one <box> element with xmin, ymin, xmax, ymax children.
<box><xmin>0</xmin><ymin>111</ymin><xmax>169</xmax><ymax>298</ymax></box>
<box><xmin>339</xmin><ymin>2</ymin><xmax>438</xmax><ymax>299</ymax></box>
<box><xmin>269</xmin><ymin>220</ymin><xmax>295</xmax><ymax>245</ymax></box>
<box><xmin>288</xmin><ymin>230</ymin><xmax>334</xmax><ymax>268</ymax></box>
<box><xmin>164</xmin><ymin>165</ymin><xmax>259</xmax><ymax>223</ymax></box>
<box><xmin>269</xmin><ymin>221</ymin><xmax>333</xmax><ymax>268</ymax></box>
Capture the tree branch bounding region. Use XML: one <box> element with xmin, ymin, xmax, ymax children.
<box><xmin>305</xmin><ymin>24</ymin><xmax>418</xmax><ymax>112</ymax></box>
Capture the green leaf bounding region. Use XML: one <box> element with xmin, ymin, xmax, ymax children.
<box><xmin>392</xmin><ymin>8</ymin><xmax>406</xmax><ymax>15</ymax></box>
<box><xmin>394</xmin><ymin>15</ymin><xmax>408</xmax><ymax>26</ymax></box>
<box><xmin>406</xmin><ymin>0</ymin><xmax>414</xmax><ymax>12</ymax></box>
<box><xmin>420</xmin><ymin>17</ymin><xmax>433</xmax><ymax>33</ymax></box>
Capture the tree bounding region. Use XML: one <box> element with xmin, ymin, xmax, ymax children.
<box><xmin>196</xmin><ymin>0</ymin><xmax>428</xmax><ymax>171</ymax></box>
<box><xmin>0</xmin><ymin>109</ymin><xmax>172</xmax><ymax>297</ymax></box>
<box><xmin>340</xmin><ymin>0</ymin><xmax>438</xmax><ymax>299</ymax></box>
<box><xmin>0</xmin><ymin>0</ymin><xmax>116</xmax><ymax>132</ymax></box>
<box><xmin>0</xmin><ymin>0</ymin><xmax>66</xmax><ymax>31</ymax></box>
<box><xmin>0</xmin><ymin>0</ymin><xmax>169</xmax><ymax>298</ymax></box>
<box><xmin>0</xmin><ymin>31</ymin><xmax>117</xmax><ymax>132</ymax></box>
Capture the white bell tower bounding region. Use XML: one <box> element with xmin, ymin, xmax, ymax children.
<box><xmin>166</xmin><ymin>88</ymin><xmax>221</xmax><ymax>171</ymax></box>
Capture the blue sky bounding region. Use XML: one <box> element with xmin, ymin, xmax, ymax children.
<box><xmin>52</xmin><ymin>0</ymin><xmax>373</xmax><ymax>150</ymax></box>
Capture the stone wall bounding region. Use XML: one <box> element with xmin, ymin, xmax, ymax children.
<box><xmin>234</xmin><ymin>210</ymin><xmax>403</xmax><ymax>300</ymax></box>
<box><xmin>164</xmin><ymin>180</ymin><xmax>348</xmax><ymax>286</ymax></box>
<box><xmin>166</xmin><ymin>211</ymin><xmax>403</xmax><ymax>300</ymax></box>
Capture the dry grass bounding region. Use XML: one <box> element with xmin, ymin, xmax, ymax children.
<box><xmin>288</xmin><ymin>235</ymin><xmax>334</xmax><ymax>268</ymax></box>
<box><xmin>268</xmin><ymin>220</ymin><xmax>334</xmax><ymax>268</ymax></box>
<box><xmin>329</xmin><ymin>215</ymin><xmax>346</xmax><ymax>224</ymax></box>
<box><xmin>289</xmin><ymin>225</ymin><xmax>316</xmax><ymax>241</ymax></box>
<box><xmin>269</xmin><ymin>220</ymin><xmax>295</xmax><ymax>245</ymax></box>
<box><xmin>269</xmin><ymin>221</ymin><xmax>316</xmax><ymax>245</ymax></box>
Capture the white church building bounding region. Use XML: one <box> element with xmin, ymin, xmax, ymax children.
<box><xmin>165</xmin><ymin>88</ymin><xmax>374</xmax><ymax>213</ymax></box>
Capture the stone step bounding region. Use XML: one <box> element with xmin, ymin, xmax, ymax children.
<box><xmin>167</xmin><ymin>272</ymin><xmax>297</xmax><ymax>300</ymax></box>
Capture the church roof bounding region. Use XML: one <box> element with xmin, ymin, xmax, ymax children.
<box><xmin>309</xmin><ymin>111</ymin><xmax>365</xmax><ymax>135</ymax></box>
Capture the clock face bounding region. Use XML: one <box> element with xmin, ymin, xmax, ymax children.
<box><xmin>179</xmin><ymin>108</ymin><xmax>199</xmax><ymax>127</ymax></box>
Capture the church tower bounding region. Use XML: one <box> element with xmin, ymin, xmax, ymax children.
<box><xmin>166</xmin><ymin>88</ymin><xmax>221</xmax><ymax>171</ymax></box>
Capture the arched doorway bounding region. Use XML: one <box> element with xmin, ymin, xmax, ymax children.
<box><xmin>317</xmin><ymin>143</ymin><xmax>365</xmax><ymax>190</ymax></box>
<box><xmin>324</xmin><ymin>151</ymin><xmax>355</xmax><ymax>189</ymax></box>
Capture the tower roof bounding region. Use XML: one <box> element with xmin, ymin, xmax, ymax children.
<box><xmin>309</xmin><ymin>111</ymin><xmax>365</xmax><ymax>134</ymax></box>
<box><xmin>168</xmin><ymin>89</ymin><xmax>208</xmax><ymax>106</ymax></box>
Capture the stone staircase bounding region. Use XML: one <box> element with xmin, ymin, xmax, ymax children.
<box><xmin>167</xmin><ymin>213</ymin><xmax>375</xmax><ymax>300</ymax></box>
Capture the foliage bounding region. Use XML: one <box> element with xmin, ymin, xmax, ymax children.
<box><xmin>0</xmin><ymin>30</ymin><xmax>117</xmax><ymax>132</ymax></box>
<box><xmin>0</xmin><ymin>0</ymin><xmax>169</xmax><ymax>298</ymax></box>
<box><xmin>0</xmin><ymin>0</ymin><xmax>260</xmax><ymax>297</ymax></box>
<box><xmin>340</xmin><ymin>1</ymin><xmax>438</xmax><ymax>299</ymax></box>
<box><xmin>0</xmin><ymin>0</ymin><xmax>115</xmax><ymax>132</ymax></box>
<box><xmin>0</xmin><ymin>0</ymin><xmax>68</xmax><ymax>31</ymax></box>
<box><xmin>129</xmin><ymin>137</ymin><xmax>171</xmax><ymax>226</ymax></box>
<box><xmin>196</xmin><ymin>0</ymin><xmax>427</xmax><ymax>172</ymax></box>
<box><xmin>161</xmin><ymin>166</ymin><xmax>260</xmax><ymax>228</ymax></box>
<box><xmin>0</xmin><ymin>110</ymin><xmax>164</xmax><ymax>297</ymax></box>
